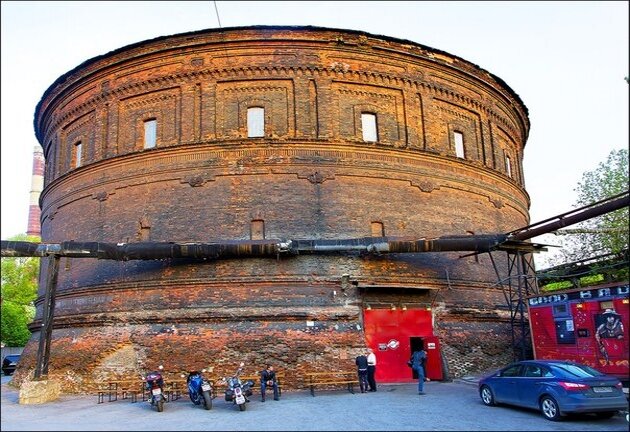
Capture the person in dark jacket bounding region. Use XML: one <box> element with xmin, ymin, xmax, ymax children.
<box><xmin>411</xmin><ymin>349</ymin><xmax>427</xmax><ymax>395</ymax></box>
<box><xmin>260</xmin><ymin>364</ymin><xmax>279</xmax><ymax>401</ymax></box>
<box><xmin>355</xmin><ymin>353</ymin><xmax>369</xmax><ymax>393</ymax></box>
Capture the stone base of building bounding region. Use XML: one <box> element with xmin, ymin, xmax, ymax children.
<box><xmin>18</xmin><ymin>378</ymin><xmax>61</xmax><ymax>404</ymax></box>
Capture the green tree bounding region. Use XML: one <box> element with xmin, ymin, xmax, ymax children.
<box><xmin>0</xmin><ymin>302</ymin><xmax>34</xmax><ymax>346</ymax></box>
<box><xmin>1</xmin><ymin>233</ymin><xmax>40</xmax><ymax>346</ymax></box>
<box><xmin>555</xmin><ymin>148</ymin><xmax>629</xmax><ymax>263</ymax></box>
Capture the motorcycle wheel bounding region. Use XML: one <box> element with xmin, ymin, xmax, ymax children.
<box><xmin>238</xmin><ymin>402</ymin><xmax>246</xmax><ymax>411</ymax></box>
<box><xmin>202</xmin><ymin>390</ymin><xmax>212</xmax><ymax>410</ymax></box>
<box><xmin>157</xmin><ymin>399</ymin><xmax>164</xmax><ymax>412</ymax></box>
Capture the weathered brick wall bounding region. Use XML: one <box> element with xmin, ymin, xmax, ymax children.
<box><xmin>22</xmin><ymin>26</ymin><xmax>531</xmax><ymax>393</ymax></box>
<box><xmin>15</xmin><ymin>323</ymin><xmax>367</xmax><ymax>394</ymax></box>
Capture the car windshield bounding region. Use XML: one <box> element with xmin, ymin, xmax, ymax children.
<box><xmin>553</xmin><ymin>363</ymin><xmax>604</xmax><ymax>378</ymax></box>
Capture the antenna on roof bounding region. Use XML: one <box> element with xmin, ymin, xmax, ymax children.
<box><xmin>213</xmin><ymin>1</ymin><xmax>222</xmax><ymax>28</ymax></box>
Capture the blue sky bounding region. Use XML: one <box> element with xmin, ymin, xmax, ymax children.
<box><xmin>1</xmin><ymin>1</ymin><xmax>628</xmax><ymax>267</ymax></box>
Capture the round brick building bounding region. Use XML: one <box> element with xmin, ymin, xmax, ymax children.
<box><xmin>25</xmin><ymin>26</ymin><xmax>530</xmax><ymax>393</ymax></box>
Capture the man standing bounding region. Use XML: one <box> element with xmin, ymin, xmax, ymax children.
<box><xmin>355</xmin><ymin>352</ymin><xmax>369</xmax><ymax>393</ymax></box>
<box><xmin>260</xmin><ymin>364</ymin><xmax>280</xmax><ymax>401</ymax></box>
<box><xmin>411</xmin><ymin>348</ymin><xmax>428</xmax><ymax>395</ymax></box>
<box><xmin>366</xmin><ymin>347</ymin><xmax>377</xmax><ymax>392</ymax></box>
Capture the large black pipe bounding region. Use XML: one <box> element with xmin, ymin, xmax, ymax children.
<box><xmin>508</xmin><ymin>193</ymin><xmax>629</xmax><ymax>241</ymax></box>
<box><xmin>1</xmin><ymin>234</ymin><xmax>509</xmax><ymax>260</ymax></box>
<box><xmin>0</xmin><ymin>240</ymin><xmax>282</xmax><ymax>259</ymax></box>
<box><xmin>4</xmin><ymin>192</ymin><xmax>626</xmax><ymax>260</ymax></box>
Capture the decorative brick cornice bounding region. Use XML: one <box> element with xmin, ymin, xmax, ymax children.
<box><xmin>47</xmin><ymin>63</ymin><xmax>524</xmax><ymax>143</ymax></box>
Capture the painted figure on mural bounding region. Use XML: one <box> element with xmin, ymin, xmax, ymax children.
<box><xmin>595</xmin><ymin>309</ymin><xmax>625</xmax><ymax>364</ymax></box>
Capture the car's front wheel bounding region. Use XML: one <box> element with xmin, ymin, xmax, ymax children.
<box><xmin>480</xmin><ymin>385</ymin><xmax>496</xmax><ymax>406</ymax></box>
<box><xmin>540</xmin><ymin>395</ymin><xmax>562</xmax><ymax>421</ymax></box>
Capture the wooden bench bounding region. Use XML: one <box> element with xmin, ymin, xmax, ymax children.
<box><xmin>161</xmin><ymin>378</ymin><xmax>187</xmax><ymax>402</ymax></box>
<box><xmin>97</xmin><ymin>380</ymin><xmax>143</xmax><ymax>404</ymax></box>
<box><xmin>96</xmin><ymin>378</ymin><xmax>187</xmax><ymax>404</ymax></box>
<box><xmin>97</xmin><ymin>382</ymin><xmax>117</xmax><ymax>404</ymax></box>
<box><xmin>304</xmin><ymin>371</ymin><xmax>358</xmax><ymax>397</ymax></box>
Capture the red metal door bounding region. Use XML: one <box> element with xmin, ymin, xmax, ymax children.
<box><xmin>423</xmin><ymin>335</ymin><xmax>444</xmax><ymax>380</ymax></box>
<box><xmin>363</xmin><ymin>307</ymin><xmax>443</xmax><ymax>383</ymax></box>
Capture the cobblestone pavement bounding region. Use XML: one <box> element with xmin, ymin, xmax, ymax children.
<box><xmin>1</xmin><ymin>375</ymin><xmax>628</xmax><ymax>431</ymax></box>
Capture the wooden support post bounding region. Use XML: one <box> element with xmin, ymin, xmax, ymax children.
<box><xmin>34</xmin><ymin>255</ymin><xmax>60</xmax><ymax>380</ymax></box>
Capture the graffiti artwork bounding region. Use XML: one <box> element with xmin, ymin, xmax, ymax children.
<box><xmin>594</xmin><ymin>309</ymin><xmax>625</xmax><ymax>365</ymax></box>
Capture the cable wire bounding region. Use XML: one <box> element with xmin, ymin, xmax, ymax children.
<box><xmin>213</xmin><ymin>1</ymin><xmax>222</xmax><ymax>28</ymax></box>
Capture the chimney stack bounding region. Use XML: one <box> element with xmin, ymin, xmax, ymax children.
<box><xmin>26</xmin><ymin>145</ymin><xmax>44</xmax><ymax>237</ymax></box>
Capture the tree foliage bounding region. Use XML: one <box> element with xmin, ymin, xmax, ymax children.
<box><xmin>555</xmin><ymin>148</ymin><xmax>629</xmax><ymax>263</ymax></box>
<box><xmin>1</xmin><ymin>233</ymin><xmax>40</xmax><ymax>346</ymax></box>
<box><xmin>0</xmin><ymin>302</ymin><xmax>34</xmax><ymax>346</ymax></box>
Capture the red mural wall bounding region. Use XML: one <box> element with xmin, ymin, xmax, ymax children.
<box><xmin>528</xmin><ymin>282</ymin><xmax>629</xmax><ymax>380</ymax></box>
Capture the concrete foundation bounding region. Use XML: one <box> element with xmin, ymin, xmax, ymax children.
<box><xmin>18</xmin><ymin>378</ymin><xmax>61</xmax><ymax>404</ymax></box>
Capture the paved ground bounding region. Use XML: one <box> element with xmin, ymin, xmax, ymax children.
<box><xmin>1</xmin><ymin>375</ymin><xmax>628</xmax><ymax>431</ymax></box>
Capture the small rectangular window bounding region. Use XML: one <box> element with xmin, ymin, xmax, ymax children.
<box><xmin>454</xmin><ymin>132</ymin><xmax>465</xmax><ymax>158</ymax></box>
<box><xmin>361</xmin><ymin>113</ymin><xmax>378</xmax><ymax>142</ymax></box>
<box><xmin>144</xmin><ymin>119</ymin><xmax>157</xmax><ymax>149</ymax></box>
<box><xmin>251</xmin><ymin>220</ymin><xmax>265</xmax><ymax>240</ymax></box>
<box><xmin>505</xmin><ymin>153</ymin><xmax>512</xmax><ymax>177</ymax></box>
<box><xmin>48</xmin><ymin>141</ymin><xmax>54</xmax><ymax>178</ymax></box>
<box><xmin>74</xmin><ymin>141</ymin><xmax>82</xmax><ymax>168</ymax></box>
<box><xmin>247</xmin><ymin>107</ymin><xmax>265</xmax><ymax>138</ymax></box>
<box><xmin>371</xmin><ymin>221</ymin><xmax>384</xmax><ymax>237</ymax></box>
<box><xmin>552</xmin><ymin>303</ymin><xmax>569</xmax><ymax>317</ymax></box>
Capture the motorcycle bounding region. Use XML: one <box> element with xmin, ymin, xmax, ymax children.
<box><xmin>182</xmin><ymin>368</ymin><xmax>214</xmax><ymax>410</ymax></box>
<box><xmin>222</xmin><ymin>362</ymin><xmax>254</xmax><ymax>411</ymax></box>
<box><xmin>143</xmin><ymin>365</ymin><xmax>166</xmax><ymax>412</ymax></box>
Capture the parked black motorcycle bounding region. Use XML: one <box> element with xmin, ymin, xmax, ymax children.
<box><xmin>222</xmin><ymin>362</ymin><xmax>254</xmax><ymax>411</ymax></box>
<box><xmin>183</xmin><ymin>368</ymin><xmax>214</xmax><ymax>410</ymax></box>
<box><xmin>143</xmin><ymin>365</ymin><xmax>166</xmax><ymax>412</ymax></box>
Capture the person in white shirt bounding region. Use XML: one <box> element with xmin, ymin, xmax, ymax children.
<box><xmin>366</xmin><ymin>347</ymin><xmax>377</xmax><ymax>392</ymax></box>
